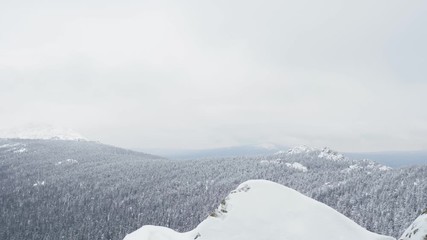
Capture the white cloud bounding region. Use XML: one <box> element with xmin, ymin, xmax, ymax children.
<box><xmin>0</xmin><ymin>0</ymin><xmax>426</xmax><ymax>151</ymax></box>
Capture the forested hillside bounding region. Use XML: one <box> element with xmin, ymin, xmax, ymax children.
<box><xmin>0</xmin><ymin>140</ymin><xmax>426</xmax><ymax>240</ymax></box>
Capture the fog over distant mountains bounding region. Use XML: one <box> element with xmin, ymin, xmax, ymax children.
<box><xmin>0</xmin><ymin>124</ymin><xmax>87</xmax><ymax>141</ymax></box>
<box><xmin>139</xmin><ymin>144</ymin><xmax>427</xmax><ymax>167</ymax></box>
<box><xmin>137</xmin><ymin>143</ymin><xmax>286</xmax><ymax>160</ymax></box>
<box><xmin>1</xmin><ymin>124</ymin><xmax>424</xmax><ymax>167</ymax></box>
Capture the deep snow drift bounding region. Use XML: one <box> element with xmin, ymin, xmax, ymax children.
<box><xmin>400</xmin><ymin>211</ymin><xmax>427</xmax><ymax>240</ymax></box>
<box><xmin>124</xmin><ymin>180</ymin><xmax>394</xmax><ymax>240</ymax></box>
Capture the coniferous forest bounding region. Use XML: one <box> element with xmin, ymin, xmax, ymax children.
<box><xmin>0</xmin><ymin>139</ymin><xmax>426</xmax><ymax>240</ymax></box>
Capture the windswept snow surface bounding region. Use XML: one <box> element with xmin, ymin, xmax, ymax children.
<box><xmin>400</xmin><ymin>212</ymin><xmax>427</xmax><ymax>240</ymax></box>
<box><xmin>0</xmin><ymin>124</ymin><xmax>87</xmax><ymax>141</ymax></box>
<box><xmin>124</xmin><ymin>180</ymin><xmax>394</xmax><ymax>240</ymax></box>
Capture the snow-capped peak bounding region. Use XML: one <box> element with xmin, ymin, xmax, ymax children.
<box><xmin>0</xmin><ymin>124</ymin><xmax>87</xmax><ymax>141</ymax></box>
<box><xmin>124</xmin><ymin>180</ymin><xmax>394</xmax><ymax>240</ymax></box>
<box><xmin>318</xmin><ymin>147</ymin><xmax>347</xmax><ymax>161</ymax></box>
<box><xmin>400</xmin><ymin>210</ymin><xmax>427</xmax><ymax>240</ymax></box>
<box><xmin>285</xmin><ymin>145</ymin><xmax>347</xmax><ymax>161</ymax></box>
<box><xmin>286</xmin><ymin>145</ymin><xmax>317</xmax><ymax>155</ymax></box>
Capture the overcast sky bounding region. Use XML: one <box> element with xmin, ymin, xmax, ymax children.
<box><xmin>1</xmin><ymin>0</ymin><xmax>426</xmax><ymax>151</ymax></box>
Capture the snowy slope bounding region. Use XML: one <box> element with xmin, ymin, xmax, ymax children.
<box><xmin>400</xmin><ymin>211</ymin><xmax>427</xmax><ymax>240</ymax></box>
<box><xmin>0</xmin><ymin>124</ymin><xmax>87</xmax><ymax>141</ymax></box>
<box><xmin>124</xmin><ymin>180</ymin><xmax>394</xmax><ymax>240</ymax></box>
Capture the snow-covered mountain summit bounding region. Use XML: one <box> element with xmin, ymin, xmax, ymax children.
<box><xmin>124</xmin><ymin>180</ymin><xmax>394</xmax><ymax>240</ymax></box>
<box><xmin>400</xmin><ymin>210</ymin><xmax>427</xmax><ymax>240</ymax></box>
<box><xmin>282</xmin><ymin>145</ymin><xmax>347</xmax><ymax>161</ymax></box>
<box><xmin>284</xmin><ymin>145</ymin><xmax>317</xmax><ymax>155</ymax></box>
<box><xmin>269</xmin><ymin>145</ymin><xmax>391</xmax><ymax>173</ymax></box>
<box><xmin>318</xmin><ymin>147</ymin><xmax>347</xmax><ymax>161</ymax></box>
<box><xmin>0</xmin><ymin>124</ymin><xmax>87</xmax><ymax>141</ymax></box>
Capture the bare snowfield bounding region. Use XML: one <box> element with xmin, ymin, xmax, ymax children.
<box><xmin>124</xmin><ymin>180</ymin><xmax>394</xmax><ymax>240</ymax></box>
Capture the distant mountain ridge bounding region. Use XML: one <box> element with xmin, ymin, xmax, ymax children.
<box><xmin>141</xmin><ymin>144</ymin><xmax>426</xmax><ymax>167</ymax></box>
<box><xmin>346</xmin><ymin>151</ymin><xmax>427</xmax><ymax>167</ymax></box>
<box><xmin>262</xmin><ymin>145</ymin><xmax>392</xmax><ymax>173</ymax></box>
<box><xmin>138</xmin><ymin>143</ymin><xmax>287</xmax><ymax>160</ymax></box>
<box><xmin>282</xmin><ymin>145</ymin><xmax>348</xmax><ymax>161</ymax></box>
<box><xmin>0</xmin><ymin>124</ymin><xmax>87</xmax><ymax>141</ymax></box>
